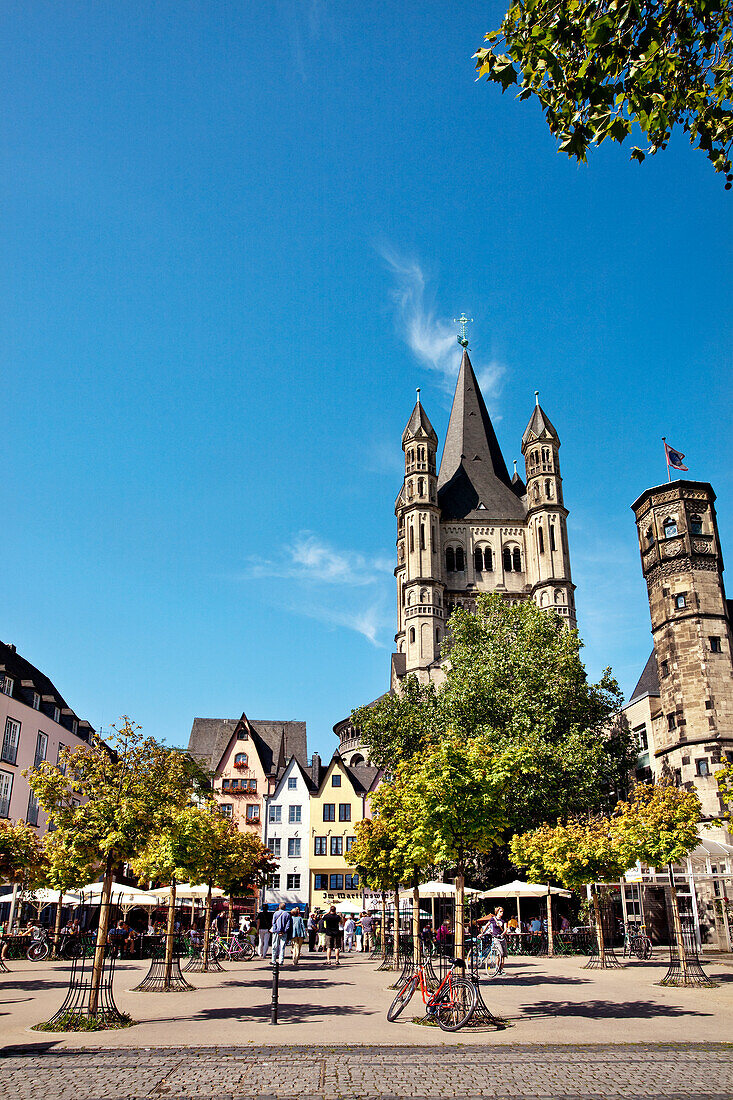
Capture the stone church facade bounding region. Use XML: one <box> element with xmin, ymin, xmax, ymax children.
<box><xmin>392</xmin><ymin>348</ymin><xmax>575</xmax><ymax>688</ymax></box>
<box><xmin>335</xmin><ymin>349</ymin><xmax>576</xmax><ymax>757</ymax></box>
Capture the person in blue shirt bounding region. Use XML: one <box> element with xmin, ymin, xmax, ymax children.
<box><xmin>270</xmin><ymin>903</ymin><xmax>292</xmax><ymax>965</ymax></box>
<box><xmin>290</xmin><ymin>908</ymin><xmax>306</xmax><ymax>967</ymax></box>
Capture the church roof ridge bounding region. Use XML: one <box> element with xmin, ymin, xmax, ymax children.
<box><xmin>436</xmin><ymin>349</ymin><xmax>525</xmax><ymax>521</ymax></box>
<box><xmin>402</xmin><ymin>389</ymin><xmax>438</xmax><ymax>446</ymax></box>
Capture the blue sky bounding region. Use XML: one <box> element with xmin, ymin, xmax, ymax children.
<box><xmin>2</xmin><ymin>2</ymin><xmax>731</xmax><ymax>758</ymax></box>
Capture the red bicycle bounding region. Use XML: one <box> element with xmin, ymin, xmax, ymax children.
<box><xmin>387</xmin><ymin>956</ymin><xmax>477</xmax><ymax>1032</ymax></box>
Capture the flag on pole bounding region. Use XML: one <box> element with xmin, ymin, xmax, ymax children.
<box><xmin>664</xmin><ymin>440</ymin><xmax>688</xmax><ymax>471</ymax></box>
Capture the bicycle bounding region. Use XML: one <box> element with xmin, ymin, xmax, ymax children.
<box><xmin>387</xmin><ymin>956</ymin><xmax>477</xmax><ymax>1032</ymax></box>
<box><xmin>208</xmin><ymin>931</ymin><xmax>255</xmax><ymax>961</ymax></box>
<box><xmin>621</xmin><ymin>922</ymin><xmax>653</xmax><ymax>961</ymax></box>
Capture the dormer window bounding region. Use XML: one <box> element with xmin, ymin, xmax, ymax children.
<box><xmin>32</xmin><ymin>692</ymin><xmax>40</xmax><ymax>710</ymax></box>
<box><xmin>663</xmin><ymin>518</ymin><xmax>678</xmax><ymax>538</ymax></box>
<box><xmin>1</xmin><ymin>677</ymin><xmax>13</xmax><ymax>698</ymax></box>
<box><xmin>237</xmin><ymin>728</ymin><xmax>248</xmax><ymax>740</ymax></box>
<box><xmin>53</xmin><ymin>706</ymin><xmax>61</xmax><ymax>724</ymax></box>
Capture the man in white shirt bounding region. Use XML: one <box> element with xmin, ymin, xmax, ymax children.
<box><xmin>344</xmin><ymin>916</ymin><xmax>356</xmax><ymax>952</ymax></box>
<box><xmin>360</xmin><ymin>911</ymin><xmax>373</xmax><ymax>952</ymax></box>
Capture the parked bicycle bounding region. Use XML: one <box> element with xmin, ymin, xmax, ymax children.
<box><xmin>387</xmin><ymin>956</ymin><xmax>477</xmax><ymax>1032</ymax></box>
<box><xmin>621</xmin><ymin>922</ymin><xmax>653</xmax><ymax>960</ymax></box>
<box><xmin>209</xmin><ymin>931</ymin><xmax>255</xmax><ymax>962</ymax></box>
<box><xmin>26</xmin><ymin>928</ymin><xmax>85</xmax><ymax>962</ymax></box>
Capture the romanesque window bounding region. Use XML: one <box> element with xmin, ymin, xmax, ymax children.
<box><xmin>675</xmin><ymin>594</ymin><xmax>686</xmax><ymax>609</ymax></box>
<box><xmin>503</xmin><ymin>547</ymin><xmax>512</xmax><ymax>572</ymax></box>
<box><xmin>545</xmin><ymin>479</ymin><xmax>552</xmax><ymax>498</ymax></box>
<box><xmin>446</xmin><ymin>547</ymin><xmax>455</xmax><ymax>572</ymax></box>
<box><xmin>420</xmin><ymin>523</ymin><xmax>426</xmax><ymax>550</ymax></box>
<box><xmin>408</xmin><ymin>448</ymin><xmax>414</xmax><ymax>465</ymax></box>
<box><xmin>645</xmin><ymin>527</ymin><xmax>654</xmax><ymax>545</ymax></box>
<box><xmin>436</xmin><ymin>628</ymin><xmax>441</xmax><ymax>643</ymax></box>
<box><xmin>663</xmin><ymin>517</ymin><xmax>678</xmax><ymax>538</ymax></box>
<box><xmin>418</xmin><ymin>478</ymin><xmax>424</xmax><ymax>496</ymax></box>
<box><xmin>513</xmin><ymin>547</ymin><xmax>522</xmax><ymax>572</ymax></box>
<box><xmin>455</xmin><ymin>547</ymin><xmax>465</xmax><ymax>571</ymax></box>
<box><xmin>474</xmin><ymin>547</ymin><xmax>483</xmax><ymax>573</ymax></box>
<box><xmin>407</xmin><ymin>591</ymin><xmax>413</xmax><ymax>605</ymax></box>
<box><xmin>533</xmin><ymin>484</ymin><xmax>540</xmax><ymax>502</ymax></box>
<box><xmin>710</xmin><ymin>636</ymin><xmax>722</xmax><ymax>653</ymax></box>
<box><xmin>555</xmin><ymin>589</ymin><xmax>563</xmax><ymax>603</ymax></box>
<box><xmin>420</xmin><ymin>589</ymin><xmax>428</xmax><ymax>603</ymax></box>
<box><xmin>418</xmin><ymin>447</ymin><xmax>425</xmax><ymax>462</ymax></box>
<box><xmin>538</xmin><ymin>527</ymin><xmax>544</xmax><ymax>554</ymax></box>
<box><xmin>409</xmin><ymin>526</ymin><xmax>414</xmax><ymax>552</ymax></box>
<box><xmin>407</xmin><ymin>482</ymin><xmax>413</xmax><ymax>499</ymax></box>
<box><xmin>690</xmin><ymin>515</ymin><xmax>703</xmax><ymax>535</ymax></box>
<box><xmin>409</xmin><ymin>627</ymin><xmax>416</xmax><ymax>643</ymax></box>
<box><xmin>484</xmin><ymin>548</ymin><xmax>492</xmax><ymax>571</ymax></box>
<box><xmin>549</xmin><ymin>526</ymin><xmax>556</xmax><ymax>552</ymax></box>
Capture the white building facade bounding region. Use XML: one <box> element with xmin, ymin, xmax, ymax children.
<box><xmin>262</xmin><ymin>756</ymin><xmax>311</xmax><ymax>912</ymax></box>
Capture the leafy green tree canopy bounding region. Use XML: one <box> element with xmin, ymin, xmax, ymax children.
<box><xmin>511</xmin><ymin>815</ymin><xmax>630</xmax><ymax>890</ymax></box>
<box><xmin>716</xmin><ymin>762</ymin><xmax>733</xmax><ymax>824</ymax></box>
<box><xmin>475</xmin><ymin>0</ymin><xmax>733</xmax><ymax>182</ymax></box>
<box><xmin>612</xmin><ymin>780</ymin><xmax>701</xmax><ymax>868</ymax></box>
<box><xmin>0</xmin><ymin>820</ymin><xmax>47</xmax><ymax>891</ymax></box>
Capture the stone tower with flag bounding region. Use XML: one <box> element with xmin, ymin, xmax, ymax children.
<box><xmin>392</xmin><ymin>348</ymin><xmax>576</xmax><ymax>687</ymax></box>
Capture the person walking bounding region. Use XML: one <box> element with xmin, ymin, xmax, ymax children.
<box><xmin>487</xmin><ymin>906</ymin><xmax>508</xmax><ymax>976</ymax></box>
<box><xmin>270</xmin><ymin>903</ymin><xmax>292</xmax><ymax>966</ymax></box>
<box><xmin>344</xmin><ymin>914</ymin><xmax>356</xmax><ymax>952</ymax></box>
<box><xmin>290</xmin><ymin>908</ymin><xmax>306</xmax><ymax>966</ymax></box>
<box><xmin>307</xmin><ymin>911</ymin><xmax>318</xmax><ymax>952</ymax></box>
<box><xmin>360</xmin><ymin>910</ymin><xmax>373</xmax><ymax>952</ymax></box>
<box><xmin>324</xmin><ymin>906</ymin><xmax>342</xmax><ymax>966</ymax></box>
<box><xmin>317</xmin><ymin>912</ymin><xmax>327</xmax><ymax>952</ymax></box>
<box><xmin>255</xmin><ymin>905</ymin><xmax>273</xmax><ymax>958</ymax></box>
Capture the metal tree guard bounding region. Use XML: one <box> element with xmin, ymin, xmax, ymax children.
<box><xmin>182</xmin><ymin>938</ymin><xmax>224</xmax><ymax>973</ymax></box>
<box><xmin>133</xmin><ymin>934</ymin><xmax>195</xmax><ymax>992</ymax></box>
<box><xmin>583</xmin><ymin>891</ymin><xmax>622</xmax><ymax>969</ymax></box>
<box><xmin>47</xmin><ymin>934</ymin><xmax>128</xmax><ymax>1027</ymax></box>
<box><xmin>660</xmin><ymin>910</ymin><xmax>716</xmax><ymax>988</ymax></box>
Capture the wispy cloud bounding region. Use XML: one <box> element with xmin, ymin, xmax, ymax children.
<box><xmin>378</xmin><ymin>244</ymin><xmax>505</xmax><ymax>405</ymax></box>
<box><xmin>239</xmin><ymin>532</ymin><xmax>392</xmax><ymax>588</ymax></box>
<box><xmin>289</xmin><ymin>600</ymin><xmax>391</xmax><ymax>648</ymax></box>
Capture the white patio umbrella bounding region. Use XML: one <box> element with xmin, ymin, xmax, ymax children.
<box><xmin>148</xmin><ymin>882</ymin><xmax>225</xmax><ymax>900</ymax></box>
<box><xmin>76</xmin><ymin>882</ymin><xmax>160</xmax><ymax>910</ymax></box>
<box><xmin>0</xmin><ymin>889</ymin><xmax>79</xmax><ymax>906</ymax></box>
<box><xmin>333</xmin><ymin>900</ymin><xmax>362</xmax><ymax>914</ymax></box>
<box><xmin>477</xmin><ymin>879</ymin><xmax>571</xmax><ymax>932</ymax></box>
<box><xmin>398</xmin><ymin>880</ymin><xmax>481</xmax><ymax>898</ymax></box>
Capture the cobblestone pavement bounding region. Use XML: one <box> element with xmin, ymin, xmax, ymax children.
<box><xmin>0</xmin><ymin>1044</ymin><xmax>731</xmax><ymax>1099</ymax></box>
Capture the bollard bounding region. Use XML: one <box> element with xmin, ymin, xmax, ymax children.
<box><xmin>270</xmin><ymin>956</ymin><xmax>279</xmax><ymax>1025</ymax></box>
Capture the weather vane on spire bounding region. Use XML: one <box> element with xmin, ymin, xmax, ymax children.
<box><xmin>454</xmin><ymin>313</ymin><xmax>473</xmax><ymax>348</ymax></box>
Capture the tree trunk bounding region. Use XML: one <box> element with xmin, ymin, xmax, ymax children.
<box><xmin>546</xmin><ymin>889</ymin><xmax>554</xmax><ymax>957</ymax></box>
<box><xmin>226</xmin><ymin>897</ymin><xmax>233</xmax><ymax>940</ymax></box>
<box><xmin>8</xmin><ymin>882</ymin><xmax>19</xmax><ymax>930</ymax></box>
<box><xmin>591</xmin><ymin>884</ymin><xmax>606</xmax><ymax>968</ymax></box>
<box><xmin>53</xmin><ymin>891</ymin><xmax>64</xmax><ymax>959</ymax></box>
<box><xmin>89</xmin><ymin>857</ymin><xmax>114</xmax><ymax>1015</ymax></box>
<box><xmin>412</xmin><ymin>870</ymin><xmax>420</xmax><ymax>964</ymax></box>
<box><xmin>668</xmin><ymin>864</ymin><xmax>690</xmax><ymax>983</ymax></box>
<box><xmin>393</xmin><ymin>887</ymin><xmax>400</xmax><ymax>968</ymax></box>
<box><xmin>455</xmin><ymin>869</ymin><xmax>465</xmax><ymax>962</ymax></box>
<box><xmin>163</xmin><ymin>879</ymin><xmax>176</xmax><ymax>990</ymax></box>
<box><xmin>380</xmin><ymin>891</ymin><xmax>387</xmax><ymax>960</ymax></box>
<box><xmin>202</xmin><ymin>883</ymin><xmax>213</xmax><ymax>972</ymax></box>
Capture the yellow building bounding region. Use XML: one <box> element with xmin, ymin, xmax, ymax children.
<box><xmin>309</xmin><ymin>755</ymin><xmax>380</xmax><ymax>911</ymax></box>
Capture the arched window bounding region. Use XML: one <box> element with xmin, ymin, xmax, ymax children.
<box><xmin>555</xmin><ymin>589</ymin><xmax>563</xmax><ymax>603</ymax></box>
<box><xmin>545</xmin><ymin>479</ymin><xmax>552</xmax><ymax>498</ymax></box>
<box><xmin>455</xmin><ymin>547</ymin><xmax>465</xmax><ymax>571</ymax></box>
<box><xmin>418</xmin><ymin>446</ymin><xmax>425</xmax><ymax>462</ymax></box>
<box><xmin>533</xmin><ymin>484</ymin><xmax>540</xmax><ymax>502</ymax></box>
<box><xmin>418</xmin><ymin>478</ymin><xmax>424</xmax><ymax>496</ymax></box>
<box><xmin>484</xmin><ymin>547</ymin><xmax>492</xmax><ymax>571</ymax></box>
<box><xmin>542</xmin><ymin>447</ymin><xmax>550</xmax><ymax>464</ymax></box>
<box><xmin>513</xmin><ymin>547</ymin><xmax>522</xmax><ymax>572</ymax></box>
<box><xmin>420</xmin><ymin>523</ymin><xmax>426</xmax><ymax>550</ymax></box>
<box><xmin>407</xmin><ymin>481</ymin><xmax>413</xmax><ymax>499</ymax></box>
<box><xmin>409</xmin><ymin>526</ymin><xmax>414</xmax><ymax>552</ymax></box>
<box><xmin>645</xmin><ymin>527</ymin><xmax>654</xmax><ymax>545</ymax></box>
<box><xmin>407</xmin><ymin>591</ymin><xmax>413</xmax><ymax>605</ymax></box>
<box><xmin>549</xmin><ymin>526</ymin><xmax>556</xmax><ymax>552</ymax></box>
<box><xmin>420</xmin><ymin>589</ymin><xmax>428</xmax><ymax>603</ymax></box>
<box><xmin>503</xmin><ymin>547</ymin><xmax>512</xmax><ymax>572</ymax></box>
<box><xmin>409</xmin><ymin>627</ymin><xmax>415</xmax><ymax>643</ymax></box>
<box><xmin>690</xmin><ymin>514</ymin><xmax>703</xmax><ymax>535</ymax></box>
<box><xmin>435</xmin><ymin>628</ymin><xmax>441</xmax><ymax>643</ymax></box>
<box><xmin>446</xmin><ymin>547</ymin><xmax>455</xmax><ymax>572</ymax></box>
<box><xmin>234</xmin><ymin>753</ymin><xmax>248</xmax><ymax>766</ymax></box>
<box><xmin>538</xmin><ymin>526</ymin><xmax>545</xmax><ymax>554</ymax></box>
<box><xmin>474</xmin><ymin>547</ymin><xmax>483</xmax><ymax>573</ymax></box>
<box><xmin>532</xmin><ymin>450</ymin><xmax>540</xmax><ymax>468</ymax></box>
<box><xmin>663</xmin><ymin>517</ymin><xmax>678</xmax><ymax>538</ymax></box>
<box><xmin>540</xmin><ymin>591</ymin><xmax>548</xmax><ymax>606</ymax></box>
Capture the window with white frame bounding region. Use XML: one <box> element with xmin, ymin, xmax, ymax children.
<box><xmin>1</xmin><ymin>677</ymin><xmax>13</xmax><ymax>697</ymax></box>
<box><xmin>1</xmin><ymin>718</ymin><xmax>20</xmax><ymax>765</ymax></box>
<box><xmin>287</xmin><ymin>873</ymin><xmax>300</xmax><ymax>891</ymax></box>
<box><xmin>71</xmin><ymin>719</ymin><xmax>78</xmax><ymax>736</ymax></box>
<box><xmin>288</xmin><ymin>805</ymin><xmax>301</xmax><ymax>824</ymax></box>
<box><xmin>268</xmin><ymin>874</ymin><xmax>280</xmax><ymax>889</ymax></box>
<box><xmin>288</xmin><ymin>838</ymin><xmax>301</xmax><ymax>858</ymax></box>
<box><xmin>270</xmin><ymin>837</ymin><xmax>281</xmax><ymax>857</ymax></box>
<box><xmin>34</xmin><ymin>731</ymin><xmax>48</xmax><ymax>769</ymax></box>
<box><xmin>0</xmin><ymin>771</ymin><xmax>12</xmax><ymax>817</ymax></box>
<box><xmin>269</xmin><ymin>804</ymin><xmax>282</xmax><ymax>823</ymax></box>
<box><xmin>56</xmin><ymin>743</ymin><xmax>67</xmax><ymax>774</ymax></box>
<box><xmin>32</xmin><ymin>692</ymin><xmax>40</xmax><ymax>711</ymax></box>
<box><xmin>53</xmin><ymin>706</ymin><xmax>60</xmax><ymax>723</ymax></box>
<box><xmin>246</xmin><ymin>804</ymin><xmax>260</xmax><ymax>822</ymax></box>
<box><xmin>220</xmin><ymin>804</ymin><xmax>233</xmax><ymax>817</ymax></box>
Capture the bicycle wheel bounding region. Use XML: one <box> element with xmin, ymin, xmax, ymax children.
<box><xmin>635</xmin><ymin>936</ymin><xmax>652</xmax><ymax>961</ymax></box>
<box><xmin>434</xmin><ymin>976</ymin><xmax>477</xmax><ymax>1032</ymax></box>
<box><xmin>27</xmin><ymin>941</ymin><xmax>50</xmax><ymax>962</ymax></box>
<box><xmin>483</xmin><ymin>943</ymin><xmax>502</xmax><ymax>980</ymax></box>
<box><xmin>387</xmin><ymin>974</ymin><xmax>418</xmax><ymax>1022</ymax></box>
<box><xmin>240</xmin><ymin>939</ymin><xmax>255</xmax><ymax>960</ymax></box>
<box><xmin>61</xmin><ymin>940</ymin><xmax>82</xmax><ymax>960</ymax></box>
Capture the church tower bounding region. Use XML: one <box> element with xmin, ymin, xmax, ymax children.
<box><xmin>395</xmin><ymin>391</ymin><xmax>445</xmax><ymax>680</ymax></box>
<box><xmin>632</xmin><ymin>480</ymin><xmax>733</xmax><ymax>823</ymax></box>
<box><xmin>521</xmin><ymin>393</ymin><xmax>576</xmax><ymax>626</ymax></box>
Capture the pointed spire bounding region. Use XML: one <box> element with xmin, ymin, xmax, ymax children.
<box><xmin>402</xmin><ymin>390</ymin><xmax>437</xmax><ymax>447</ymax></box>
<box><xmin>437</xmin><ymin>349</ymin><xmax>525</xmax><ymax>521</ymax></box>
<box><xmin>522</xmin><ymin>394</ymin><xmax>559</xmax><ymax>448</ymax></box>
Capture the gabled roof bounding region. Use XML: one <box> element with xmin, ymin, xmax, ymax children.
<box><xmin>402</xmin><ymin>396</ymin><xmax>438</xmax><ymax>447</ymax></box>
<box><xmin>437</xmin><ymin>350</ymin><xmax>526</xmax><ymax>522</ymax></box>
<box><xmin>343</xmin><ymin>762</ymin><xmax>382</xmax><ymax>794</ymax></box>
<box><xmin>188</xmin><ymin>713</ymin><xmax>307</xmax><ymax>778</ymax></box>
<box><xmin>522</xmin><ymin>400</ymin><xmax>559</xmax><ymax>447</ymax></box>
<box><xmin>270</xmin><ymin>753</ymin><xmax>319</xmax><ymax>796</ymax></box>
<box><xmin>0</xmin><ymin>640</ymin><xmax>92</xmax><ymax>735</ymax></box>
<box><xmin>629</xmin><ymin>651</ymin><xmax>660</xmax><ymax>703</ymax></box>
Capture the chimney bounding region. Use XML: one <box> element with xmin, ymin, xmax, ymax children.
<box><xmin>310</xmin><ymin>752</ymin><xmax>321</xmax><ymax>783</ymax></box>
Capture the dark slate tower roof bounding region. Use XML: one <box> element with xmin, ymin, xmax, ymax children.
<box><xmin>522</xmin><ymin>399</ymin><xmax>559</xmax><ymax>446</ymax></box>
<box><xmin>437</xmin><ymin>350</ymin><xmax>526</xmax><ymax>522</ymax></box>
<box><xmin>402</xmin><ymin>393</ymin><xmax>438</xmax><ymax>446</ymax></box>
<box><xmin>629</xmin><ymin>651</ymin><xmax>660</xmax><ymax>703</ymax></box>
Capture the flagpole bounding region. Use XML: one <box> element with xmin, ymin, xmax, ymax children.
<box><xmin>662</xmin><ymin>437</ymin><xmax>671</xmax><ymax>482</ymax></box>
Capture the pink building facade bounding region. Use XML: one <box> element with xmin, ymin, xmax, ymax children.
<box><xmin>0</xmin><ymin>640</ymin><xmax>94</xmax><ymax>834</ymax></box>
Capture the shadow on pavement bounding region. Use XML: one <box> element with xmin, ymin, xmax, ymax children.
<box><xmin>519</xmin><ymin>998</ymin><xmax>715</xmax><ymax>1020</ymax></box>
